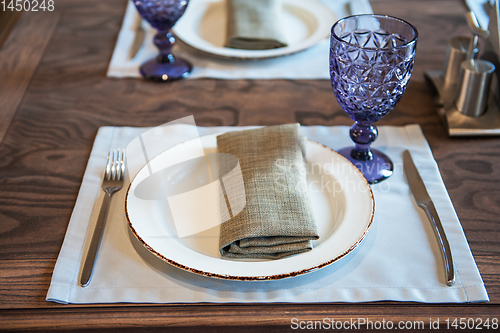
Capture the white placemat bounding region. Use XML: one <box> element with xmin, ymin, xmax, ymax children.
<box><xmin>107</xmin><ymin>0</ymin><xmax>373</xmax><ymax>79</ymax></box>
<box><xmin>46</xmin><ymin>124</ymin><xmax>488</xmax><ymax>304</ymax></box>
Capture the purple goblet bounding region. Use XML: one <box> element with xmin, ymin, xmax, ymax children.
<box><xmin>330</xmin><ymin>15</ymin><xmax>418</xmax><ymax>183</ymax></box>
<box><xmin>133</xmin><ymin>0</ymin><xmax>192</xmax><ymax>82</ymax></box>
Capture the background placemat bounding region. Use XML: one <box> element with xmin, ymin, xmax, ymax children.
<box><xmin>107</xmin><ymin>0</ymin><xmax>373</xmax><ymax>79</ymax></box>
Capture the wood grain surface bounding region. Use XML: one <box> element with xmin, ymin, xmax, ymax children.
<box><xmin>0</xmin><ymin>11</ymin><xmax>21</xmax><ymax>48</ymax></box>
<box><xmin>0</xmin><ymin>0</ymin><xmax>498</xmax><ymax>331</ymax></box>
<box><xmin>0</xmin><ymin>10</ymin><xmax>59</xmax><ymax>143</ymax></box>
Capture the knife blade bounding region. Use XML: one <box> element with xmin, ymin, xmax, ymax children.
<box><xmin>403</xmin><ymin>150</ymin><xmax>455</xmax><ymax>286</ymax></box>
<box><xmin>129</xmin><ymin>14</ymin><xmax>145</xmax><ymax>60</ymax></box>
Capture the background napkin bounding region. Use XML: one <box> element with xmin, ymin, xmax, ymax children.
<box><xmin>465</xmin><ymin>0</ymin><xmax>491</xmax><ymax>30</ymax></box>
<box><xmin>46</xmin><ymin>125</ymin><xmax>488</xmax><ymax>304</ymax></box>
<box><xmin>225</xmin><ymin>0</ymin><xmax>288</xmax><ymax>50</ymax></box>
<box><xmin>217</xmin><ymin>124</ymin><xmax>318</xmax><ymax>259</ymax></box>
<box><xmin>107</xmin><ymin>0</ymin><xmax>373</xmax><ymax>79</ymax></box>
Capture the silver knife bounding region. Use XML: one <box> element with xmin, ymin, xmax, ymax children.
<box><xmin>403</xmin><ymin>150</ymin><xmax>455</xmax><ymax>286</ymax></box>
<box><xmin>129</xmin><ymin>14</ymin><xmax>145</xmax><ymax>60</ymax></box>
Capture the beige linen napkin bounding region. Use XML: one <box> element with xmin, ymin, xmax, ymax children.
<box><xmin>217</xmin><ymin>124</ymin><xmax>319</xmax><ymax>259</ymax></box>
<box><xmin>225</xmin><ymin>0</ymin><xmax>288</xmax><ymax>50</ymax></box>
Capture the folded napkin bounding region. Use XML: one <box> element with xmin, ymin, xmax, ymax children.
<box><xmin>46</xmin><ymin>125</ymin><xmax>488</xmax><ymax>304</ymax></box>
<box><xmin>465</xmin><ymin>0</ymin><xmax>490</xmax><ymax>30</ymax></box>
<box><xmin>217</xmin><ymin>124</ymin><xmax>318</xmax><ymax>259</ymax></box>
<box><xmin>225</xmin><ymin>0</ymin><xmax>288</xmax><ymax>50</ymax></box>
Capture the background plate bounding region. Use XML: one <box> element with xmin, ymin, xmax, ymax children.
<box><xmin>172</xmin><ymin>0</ymin><xmax>337</xmax><ymax>60</ymax></box>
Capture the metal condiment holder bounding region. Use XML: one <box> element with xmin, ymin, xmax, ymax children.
<box><xmin>424</xmin><ymin>1</ymin><xmax>500</xmax><ymax>136</ymax></box>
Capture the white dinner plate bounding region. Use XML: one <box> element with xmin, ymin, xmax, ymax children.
<box><xmin>172</xmin><ymin>0</ymin><xmax>337</xmax><ymax>60</ymax></box>
<box><xmin>125</xmin><ymin>133</ymin><xmax>374</xmax><ymax>280</ymax></box>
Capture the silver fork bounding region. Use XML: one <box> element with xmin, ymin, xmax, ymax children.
<box><xmin>80</xmin><ymin>149</ymin><xmax>125</xmax><ymax>287</ymax></box>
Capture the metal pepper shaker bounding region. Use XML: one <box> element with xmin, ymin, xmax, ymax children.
<box><xmin>454</xmin><ymin>11</ymin><xmax>496</xmax><ymax>117</ymax></box>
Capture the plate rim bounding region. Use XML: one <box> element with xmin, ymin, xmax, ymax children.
<box><xmin>172</xmin><ymin>0</ymin><xmax>336</xmax><ymax>60</ymax></box>
<box><xmin>125</xmin><ymin>135</ymin><xmax>375</xmax><ymax>281</ymax></box>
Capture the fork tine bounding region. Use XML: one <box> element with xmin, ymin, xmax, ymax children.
<box><xmin>115</xmin><ymin>150</ymin><xmax>120</xmax><ymax>181</ymax></box>
<box><xmin>114</xmin><ymin>149</ymin><xmax>120</xmax><ymax>181</ymax></box>
<box><xmin>121</xmin><ymin>149</ymin><xmax>126</xmax><ymax>180</ymax></box>
<box><xmin>112</xmin><ymin>149</ymin><xmax>118</xmax><ymax>181</ymax></box>
<box><xmin>116</xmin><ymin>149</ymin><xmax>123</xmax><ymax>181</ymax></box>
<box><xmin>105</xmin><ymin>150</ymin><xmax>112</xmax><ymax>180</ymax></box>
<box><xmin>123</xmin><ymin>149</ymin><xmax>126</xmax><ymax>180</ymax></box>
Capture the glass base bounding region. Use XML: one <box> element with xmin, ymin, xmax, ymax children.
<box><xmin>140</xmin><ymin>57</ymin><xmax>192</xmax><ymax>82</ymax></box>
<box><xmin>338</xmin><ymin>147</ymin><xmax>393</xmax><ymax>184</ymax></box>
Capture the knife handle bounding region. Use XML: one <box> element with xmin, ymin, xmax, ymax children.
<box><xmin>421</xmin><ymin>200</ymin><xmax>455</xmax><ymax>286</ymax></box>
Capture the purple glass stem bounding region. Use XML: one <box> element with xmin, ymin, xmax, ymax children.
<box><xmin>154</xmin><ymin>30</ymin><xmax>176</xmax><ymax>63</ymax></box>
<box><xmin>349</xmin><ymin>122</ymin><xmax>377</xmax><ymax>161</ymax></box>
<box><xmin>139</xmin><ymin>28</ymin><xmax>192</xmax><ymax>82</ymax></box>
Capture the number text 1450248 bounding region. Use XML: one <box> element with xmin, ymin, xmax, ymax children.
<box><xmin>1</xmin><ymin>0</ymin><xmax>54</xmax><ymax>11</ymax></box>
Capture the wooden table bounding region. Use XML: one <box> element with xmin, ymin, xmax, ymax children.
<box><xmin>1</xmin><ymin>0</ymin><xmax>499</xmax><ymax>331</ymax></box>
